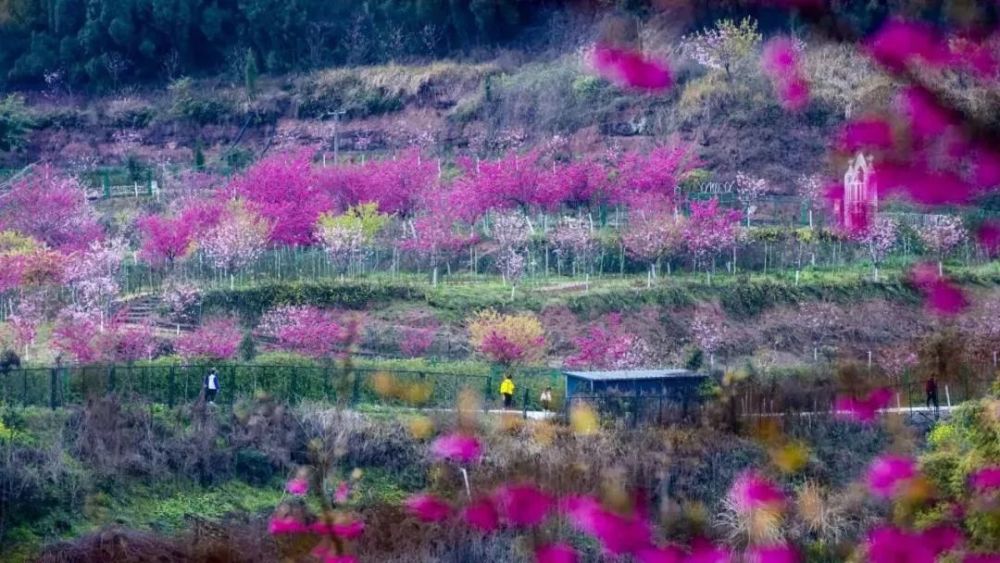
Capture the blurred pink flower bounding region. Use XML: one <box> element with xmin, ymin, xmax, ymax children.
<box><xmin>971</xmin><ymin>147</ymin><xmax>1000</xmax><ymax>189</ymax></box>
<box><xmin>868</xmin><ymin>526</ymin><xmax>936</xmax><ymax>563</ymax></box>
<box><xmin>268</xmin><ymin>516</ymin><xmax>308</xmax><ymax>535</ymax></box>
<box><xmin>867</xmin><ymin>19</ymin><xmax>951</xmax><ymax>71</ymax></box>
<box><xmin>970</xmin><ymin>467</ymin><xmax>1000</xmax><ymax>492</ymax></box>
<box><xmin>896</xmin><ymin>87</ymin><xmax>955</xmax><ymax>142</ymax></box>
<box><xmin>310</xmin><ymin>519</ymin><xmax>365</xmax><ymax>540</ymax></box>
<box><xmin>727</xmin><ymin>471</ymin><xmax>785</xmax><ymax>513</ymax></box>
<box><xmin>687</xmin><ymin>539</ymin><xmax>732</xmax><ymax>563</ymax></box>
<box><xmin>536</xmin><ymin>543</ymin><xmax>579</xmax><ymax>563</ymax></box>
<box><xmin>910</xmin><ymin>263</ymin><xmax>969</xmax><ymax>316</ymax></box>
<box><xmin>975</xmin><ymin>222</ymin><xmax>1000</xmax><ymax>257</ymax></box>
<box><xmin>920</xmin><ymin>525</ymin><xmax>964</xmax><ymax>554</ymax></box>
<box><xmin>874</xmin><ymin>163</ymin><xmax>976</xmax><ymax>206</ymax></box>
<box><xmin>964</xmin><ymin>554</ymin><xmax>1000</xmax><ymax>563</ymax></box>
<box><xmin>591</xmin><ymin>44</ymin><xmax>673</xmax><ymax>91</ymax></box>
<box><xmin>286</xmin><ymin>477</ymin><xmax>309</xmax><ymax>496</ymax></box>
<box><xmin>836</xmin><ymin>387</ymin><xmax>892</xmax><ymax>423</ymax></box>
<box><xmin>867</xmin><ymin>455</ymin><xmax>917</xmax><ymax>498</ymax></box>
<box><xmin>463</xmin><ymin>497</ymin><xmax>500</xmax><ymax>533</ymax></box>
<box><xmin>836</xmin><ymin>120</ymin><xmax>894</xmax><ymax>152</ymax></box>
<box><xmin>776</xmin><ymin>77</ymin><xmax>810</xmax><ymax>111</ymax></box>
<box><xmin>494</xmin><ymin>483</ymin><xmax>553</xmax><ymax>528</ymax></box>
<box><xmin>334</xmin><ymin>481</ymin><xmax>351</xmax><ymax>504</ymax></box>
<box><xmin>762</xmin><ymin>38</ymin><xmax>798</xmax><ymax>74</ymax></box>
<box><xmin>747</xmin><ymin>545</ymin><xmax>798</xmax><ymax>563</ymax></box>
<box><xmin>636</xmin><ymin>546</ymin><xmax>684</xmax><ymax>563</ymax></box>
<box><xmin>762</xmin><ymin>37</ymin><xmax>810</xmax><ymax>111</ymax></box>
<box><xmin>405</xmin><ymin>493</ymin><xmax>453</xmax><ymax>522</ymax></box>
<box><xmin>431</xmin><ymin>433</ymin><xmax>483</xmax><ymax>464</ymax></box>
<box><xmin>867</xmin><ymin>525</ymin><xmax>963</xmax><ymax>563</ymax></box>
<box><xmin>563</xmin><ymin>495</ymin><xmax>652</xmax><ymax>555</ymax></box>
<box><xmin>311</xmin><ymin>543</ymin><xmax>358</xmax><ymax>563</ymax></box>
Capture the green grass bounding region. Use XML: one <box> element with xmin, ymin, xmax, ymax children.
<box><xmin>107</xmin><ymin>480</ymin><xmax>285</xmax><ymax>533</ymax></box>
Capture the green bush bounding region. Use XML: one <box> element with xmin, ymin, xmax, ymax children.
<box><xmin>0</xmin><ymin>95</ymin><xmax>33</xmax><ymax>152</ymax></box>
<box><xmin>168</xmin><ymin>78</ymin><xmax>236</xmax><ymax>125</ymax></box>
<box><xmin>201</xmin><ymin>280</ymin><xmax>425</xmax><ymax>321</ymax></box>
<box><xmin>234</xmin><ymin>448</ymin><xmax>276</xmax><ymax>485</ymax></box>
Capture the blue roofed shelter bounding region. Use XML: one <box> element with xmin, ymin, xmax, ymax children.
<box><xmin>564</xmin><ymin>369</ymin><xmax>706</xmax><ymax>399</ymax></box>
<box><xmin>563</xmin><ymin>369</ymin><xmax>709</xmax><ymax>425</ymax></box>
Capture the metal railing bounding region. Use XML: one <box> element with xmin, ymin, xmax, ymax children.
<box><xmin>0</xmin><ymin>363</ymin><xmax>565</xmax><ymax>412</ymax></box>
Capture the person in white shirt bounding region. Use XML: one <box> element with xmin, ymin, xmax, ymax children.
<box><xmin>540</xmin><ymin>387</ymin><xmax>553</xmax><ymax>412</ymax></box>
<box><xmin>204</xmin><ymin>368</ymin><xmax>220</xmax><ymax>404</ymax></box>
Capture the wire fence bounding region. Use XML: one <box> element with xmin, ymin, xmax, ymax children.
<box><xmin>3</xmin><ymin>362</ymin><xmax>994</xmax><ymax>429</ymax></box>
<box><xmin>0</xmin><ymin>363</ymin><xmax>565</xmax><ymax>413</ymax></box>
<box><xmin>566</xmin><ymin>370</ymin><xmax>996</xmax><ymax>428</ymax></box>
<box><xmin>117</xmin><ymin>234</ymin><xmax>998</xmax><ymax>295</ymax></box>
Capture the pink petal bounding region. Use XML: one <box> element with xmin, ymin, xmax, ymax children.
<box><xmin>747</xmin><ymin>545</ymin><xmax>798</xmax><ymax>563</ymax></box>
<box><xmin>268</xmin><ymin>516</ymin><xmax>309</xmax><ymax>535</ymax></box>
<box><xmin>636</xmin><ymin>546</ymin><xmax>684</xmax><ymax>563</ymax></box>
<box><xmin>777</xmin><ymin>76</ymin><xmax>810</xmax><ymax>111</ymax></box>
<box><xmin>405</xmin><ymin>493</ymin><xmax>453</xmax><ymax>522</ymax></box>
<box><xmin>836</xmin><ymin>388</ymin><xmax>892</xmax><ymax>423</ymax></box>
<box><xmin>431</xmin><ymin>433</ymin><xmax>483</xmax><ymax>464</ymax></box>
<box><xmin>564</xmin><ymin>496</ymin><xmax>652</xmax><ymax>555</ymax></box>
<box><xmin>867</xmin><ymin>19</ymin><xmax>951</xmax><ymax>71</ymax></box>
<box><xmin>687</xmin><ymin>539</ymin><xmax>732</xmax><ymax>563</ymax></box>
<box><xmin>896</xmin><ymin>87</ymin><xmax>955</xmax><ymax>141</ymax></box>
<box><xmin>536</xmin><ymin>543</ymin><xmax>579</xmax><ymax>563</ymax></box>
<box><xmin>286</xmin><ymin>478</ymin><xmax>309</xmax><ymax>496</ymax></box>
<box><xmin>762</xmin><ymin>37</ymin><xmax>799</xmax><ymax>76</ymax></box>
<box><xmin>970</xmin><ymin>467</ymin><xmax>1000</xmax><ymax>492</ymax></box>
<box><xmin>592</xmin><ymin>44</ymin><xmax>673</xmax><ymax>91</ymax></box>
<box><xmin>919</xmin><ymin>525</ymin><xmax>964</xmax><ymax>554</ymax></box>
<box><xmin>868</xmin><ymin>526</ymin><xmax>937</xmax><ymax>563</ymax></box>
<box><xmin>334</xmin><ymin>481</ymin><xmax>351</xmax><ymax>504</ymax></box>
<box><xmin>976</xmin><ymin>222</ymin><xmax>1000</xmax><ymax>256</ymax></box>
<box><xmin>463</xmin><ymin>497</ymin><xmax>500</xmax><ymax>533</ymax></box>
<box><xmin>874</xmin><ymin>163</ymin><xmax>976</xmax><ymax>206</ymax></box>
<box><xmin>836</xmin><ymin>120</ymin><xmax>894</xmax><ymax>152</ymax></box>
<box><xmin>495</xmin><ymin>484</ymin><xmax>553</xmax><ymax>528</ymax></box>
<box><xmin>728</xmin><ymin>471</ymin><xmax>785</xmax><ymax>513</ymax></box>
<box><xmin>972</xmin><ymin>147</ymin><xmax>1000</xmax><ymax>188</ymax></box>
<box><xmin>867</xmin><ymin>455</ymin><xmax>917</xmax><ymax>498</ymax></box>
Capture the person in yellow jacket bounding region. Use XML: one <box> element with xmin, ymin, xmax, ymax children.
<box><xmin>500</xmin><ymin>374</ymin><xmax>515</xmax><ymax>409</ymax></box>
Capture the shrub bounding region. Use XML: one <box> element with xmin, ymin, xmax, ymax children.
<box><xmin>0</xmin><ymin>94</ymin><xmax>33</xmax><ymax>151</ymax></box>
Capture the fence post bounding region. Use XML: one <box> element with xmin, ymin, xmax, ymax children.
<box><xmin>50</xmin><ymin>367</ymin><xmax>57</xmax><ymax>410</ymax></box>
<box><xmin>108</xmin><ymin>365</ymin><xmax>116</xmax><ymax>394</ymax></box>
<box><xmin>351</xmin><ymin>371</ymin><xmax>361</xmax><ymax>406</ymax></box>
<box><xmin>484</xmin><ymin>375</ymin><xmax>492</xmax><ymax>413</ymax></box>
<box><xmin>168</xmin><ymin>365</ymin><xmax>176</xmax><ymax>408</ymax></box>
<box><xmin>631</xmin><ymin>387</ymin><xmax>640</xmax><ymax>429</ymax></box>
<box><xmin>522</xmin><ymin>386</ymin><xmax>529</xmax><ymax>420</ymax></box>
<box><xmin>22</xmin><ymin>368</ymin><xmax>28</xmax><ymax>406</ymax></box>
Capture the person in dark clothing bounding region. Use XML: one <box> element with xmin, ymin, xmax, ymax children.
<box><xmin>204</xmin><ymin>368</ymin><xmax>220</xmax><ymax>404</ymax></box>
<box><xmin>925</xmin><ymin>376</ymin><xmax>939</xmax><ymax>412</ymax></box>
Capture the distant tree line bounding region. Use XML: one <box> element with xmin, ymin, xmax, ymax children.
<box><xmin>0</xmin><ymin>1</ymin><xmax>985</xmax><ymax>89</ymax></box>
<box><xmin>0</xmin><ymin>0</ymin><xmax>562</xmax><ymax>87</ymax></box>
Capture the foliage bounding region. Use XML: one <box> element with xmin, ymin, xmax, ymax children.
<box><xmin>683</xmin><ymin>198</ymin><xmax>743</xmax><ymax>270</ymax></box>
<box><xmin>917</xmin><ymin>216</ymin><xmax>966</xmax><ymax>258</ymax></box>
<box><xmin>0</xmin><ymin>165</ymin><xmax>103</xmax><ymax>251</ymax></box>
<box><xmin>175</xmin><ymin>317</ymin><xmax>242</xmax><ymax>361</ymax></box>
<box><xmin>0</xmin><ymin>94</ymin><xmax>32</xmax><ymax>151</ymax></box>
<box><xmin>680</xmin><ymin>17</ymin><xmax>762</xmax><ymax>79</ymax></box>
<box><xmin>468</xmin><ymin>309</ymin><xmax>545</xmax><ymax>366</ymax></box>
<box><xmin>566</xmin><ymin>313</ymin><xmax>652</xmax><ymax>369</ymax></box>
<box><xmin>258</xmin><ymin>305</ymin><xmax>348</xmax><ymax>360</ymax></box>
<box><xmin>0</xmin><ymin>1</ymin><xmax>539</xmax><ymax>87</ymax></box>
<box><xmin>197</xmin><ymin>200</ymin><xmax>270</xmax><ymax>274</ymax></box>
